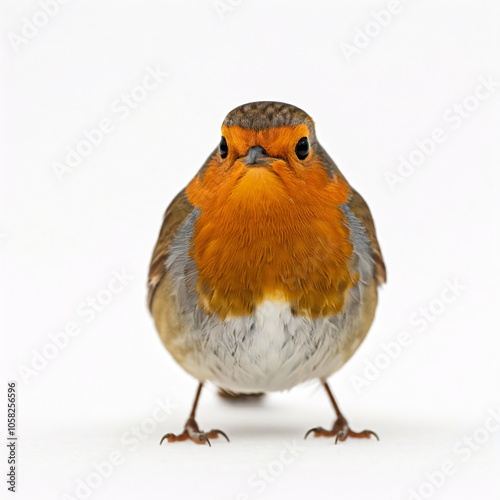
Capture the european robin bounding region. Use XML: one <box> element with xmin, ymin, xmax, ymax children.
<box><xmin>148</xmin><ymin>101</ymin><xmax>386</xmax><ymax>445</ymax></box>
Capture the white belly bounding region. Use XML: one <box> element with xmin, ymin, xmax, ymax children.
<box><xmin>180</xmin><ymin>301</ymin><xmax>348</xmax><ymax>393</ymax></box>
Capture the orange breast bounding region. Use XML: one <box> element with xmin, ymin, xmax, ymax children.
<box><xmin>185</xmin><ymin>145</ymin><xmax>357</xmax><ymax>319</ymax></box>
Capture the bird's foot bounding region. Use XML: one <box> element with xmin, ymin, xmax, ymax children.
<box><xmin>160</xmin><ymin>417</ymin><xmax>230</xmax><ymax>446</ymax></box>
<box><xmin>304</xmin><ymin>415</ymin><xmax>379</xmax><ymax>444</ymax></box>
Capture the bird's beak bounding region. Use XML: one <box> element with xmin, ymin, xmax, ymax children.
<box><xmin>243</xmin><ymin>145</ymin><xmax>274</xmax><ymax>167</ymax></box>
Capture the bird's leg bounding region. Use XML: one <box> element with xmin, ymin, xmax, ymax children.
<box><xmin>160</xmin><ymin>382</ymin><xmax>230</xmax><ymax>446</ymax></box>
<box><xmin>304</xmin><ymin>382</ymin><xmax>379</xmax><ymax>444</ymax></box>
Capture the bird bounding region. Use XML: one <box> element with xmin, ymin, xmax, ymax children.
<box><xmin>147</xmin><ymin>101</ymin><xmax>386</xmax><ymax>446</ymax></box>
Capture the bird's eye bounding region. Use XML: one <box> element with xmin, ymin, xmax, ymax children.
<box><xmin>218</xmin><ymin>136</ymin><xmax>228</xmax><ymax>159</ymax></box>
<box><xmin>295</xmin><ymin>137</ymin><xmax>310</xmax><ymax>160</ymax></box>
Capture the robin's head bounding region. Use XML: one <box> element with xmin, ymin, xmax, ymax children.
<box><xmin>187</xmin><ymin>101</ymin><xmax>348</xmax><ymax>210</ymax></box>
<box><xmin>217</xmin><ymin>101</ymin><xmax>319</xmax><ymax>177</ymax></box>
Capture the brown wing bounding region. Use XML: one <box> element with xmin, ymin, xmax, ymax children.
<box><xmin>147</xmin><ymin>189</ymin><xmax>194</xmax><ymax>311</ymax></box>
<box><xmin>348</xmin><ymin>189</ymin><xmax>387</xmax><ymax>286</ymax></box>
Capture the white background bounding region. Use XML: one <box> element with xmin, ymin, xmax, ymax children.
<box><xmin>1</xmin><ymin>1</ymin><xmax>500</xmax><ymax>499</ymax></box>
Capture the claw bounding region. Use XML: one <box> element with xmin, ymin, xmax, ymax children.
<box><xmin>198</xmin><ymin>434</ymin><xmax>211</xmax><ymax>447</ymax></box>
<box><xmin>211</xmin><ymin>429</ymin><xmax>230</xmax><ymax>442</ymax></box>
<box><xmin>365</xmin><ymin>430</ymin><xmax>380</xmax><ymax>441</ymax></box>
<box><xmin>304</xmin><ymin>427</ymin><xmax>323</xmax><ymax>440</ymax></box>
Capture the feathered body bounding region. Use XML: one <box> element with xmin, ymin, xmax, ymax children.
<box><xmin>148</xmin><ymin>102</ymin><xmax>385</xmax><ymax>395</ymax></box>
